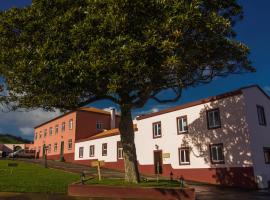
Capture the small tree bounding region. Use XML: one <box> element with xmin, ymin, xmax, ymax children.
<box><xmin>0</xmin><ymin>0</ymin><xmax>254</xmax><ymax>183</ymax></box>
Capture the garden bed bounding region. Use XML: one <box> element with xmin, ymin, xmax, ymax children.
<box><xmin>68</xmin><ymin>178</ymin><xmax>195</xmax><ymax>200</ymax></box>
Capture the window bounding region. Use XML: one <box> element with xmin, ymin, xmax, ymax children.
<box><xmin>89</xmin><ymin>145</ymin><xmax>95</xmax><ymax>157</ymax></box>
<box><xmin>177</xmin><ymin>116</ymin><xmax>188</xmax><ymax>134</ymax></box>
<box><xmin>79</xmin><ymin>147</ymin><xmax>84</xmax><ymax>158</ymax></box>
<box><xmin>39</xmin><ymin>133</ymin><xmax>42</xmax><ymax>139</ymax></box>
<box><xmin>117</xmin><ymin>142</ymin><xmax>123</xmax><ymax>159</ymax></box>
<box><xmin>54</xmin><ymin>143</ymin><xmax>58</xmax><ymax>152</ymax></box>
<box><xmin>35</xmin><ymin>133</ymin><xmax>38</xmax><ymax>140</ymax></box>
<box><xmin>257</xmin><ymin>105</ymin><xmax>267</xmax><ymax>126</ymax></box>
<box><xmin>179</xmin><ymin>148</ymin><xmax>190</xmax><ymax>165</ymax></box>
<box><xmin>49</xmin><ymin>127</ymin><xmax>53</xmax><ymax>136</ymax></box>
<box><xmin>48</xmin><ymin>144</ymin><xmax>51</xmax><ymax>153</ymax></box>
<box><xmin>96</xmin><ymin>121</ymin><xmax>103</xmax><ymax>130</ymax></box>
<box><xmin>62</xmin><ymin>122</ymin><xmax>65</xmax><ymax>132</ymax></box>
<box><xmin>68</xmin><ymin>139</ymin><xmax>72</xmax><ymax>150</ymax></box>
<box><xmin>55</xmin><ymin>125</ymin><xmax>59</xmax><ymax>134</ymax></box>
<box><xmin>207</xmin><ymin>108</ymin><xmax>221</xmax><ymax>129</ymax></box>
<box><xmin>153</xmin><ymin>122</ymin><xmax>162</xmax><ymax>138</ymax></box>
<box><xmin>102</xmin><ymin>143</ymin><xmax>107</xmax><ymax>156</ymax></box>
<box><xmin>69</xmin><ymin>119</ymin><xmax>73</xmax><ymax>130</ymax></box>
<box><xmin>263</xmin><ymin>147</ymin><xmax>270</xmax><ymax>164</ymax></box>
<box><xmin>44</xmin><ymin>129</ymin><xmax>47</xmax><ymax>137</ymax></box>
<box><xmin>210</xmin><ymin>143</ymin><xmax>224</xmax><ymax>164</ymax></box>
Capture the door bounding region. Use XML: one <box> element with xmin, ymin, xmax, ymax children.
<box><xmin>154</xmin><ymin>150</ymin><xmax>163</xmax><ymax>174</ymax></box>
<box><xmin>60</xmin><ymin>141</ymin><xmax>64</xmax><ymax>157</ymax></box>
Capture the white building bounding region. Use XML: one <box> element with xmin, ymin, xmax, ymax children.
<box><xmin>75</xmin><ymin>85</ymin><xmax>270</xmax><ymax>189</ymax></box>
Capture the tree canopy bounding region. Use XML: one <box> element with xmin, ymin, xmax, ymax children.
<box><xmin>0</xmin><ymin>0</ymin><xmax>254</xmax><ymax>111</ymax></box>
<box><xmin>0</xmin><ymin>0</ymin><xmax>255</xmax><ymax>183</ymax></box>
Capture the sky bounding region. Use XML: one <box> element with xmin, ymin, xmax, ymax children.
<box><xmin>0</xmin><ymin>0</ymin><xmax>269</xmax><ymax>140</ymax></box>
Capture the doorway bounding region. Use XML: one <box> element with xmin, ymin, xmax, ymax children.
<box><xmin>60</xmin><ymin>141</ymin><xmax>64</xmax><ymax>157</ymax></box>
<box><xmin>154</xmin><ymin>150</ymin><xmax>163</xmax><ymax>174</ymax></box>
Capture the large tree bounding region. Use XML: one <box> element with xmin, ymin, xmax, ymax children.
<box><xmin>0</xmin><ymin>0</ymin><xmax>254</xmax><ymax>183</ymax></box>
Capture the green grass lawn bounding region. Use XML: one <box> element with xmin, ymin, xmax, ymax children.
<box><xmin>0</xmin><ymin>160</ymin><xmax>79</xmax><ymax>193</ymax></box>
<box><xmin>85</xmin><ymin>178</ymin><xmax>185</xmax><ymax>188</ymax></box>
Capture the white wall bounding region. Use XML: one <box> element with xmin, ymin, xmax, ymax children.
<box><xmin>75</xmin><ymin>135</ymin><xmax>120</xmax><ymax>162</ymax></box>
<box><xmin>243</xmin><ymin>87</ymin><xmax>270</xmax><ymax>188</ymax></box>
<box><xmin>135</xmin><ymin>94</ymin><xmax>253</xmax><ymax>169</ymax></box>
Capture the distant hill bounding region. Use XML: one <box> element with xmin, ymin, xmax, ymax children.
<box><xmin>0</xmin><ymin>134</ymin><xmax>32</xmax><ymax>144</ymax></box>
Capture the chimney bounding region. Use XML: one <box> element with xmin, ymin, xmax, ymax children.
<box><xmin>110</xmin><ymin>108</ymin><xmax>116</xmax><ymax>129</ymax></box>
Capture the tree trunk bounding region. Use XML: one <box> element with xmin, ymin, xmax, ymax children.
<box><xmin>119</xmin><ymin>105</ymin><xmax>140</xmax><ymax>183</ymax></box>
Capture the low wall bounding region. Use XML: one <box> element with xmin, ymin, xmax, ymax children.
<box><xmin>68</xmin><ymin>184</ymin><xmax>195</xmax><ymax>200</ymax></box>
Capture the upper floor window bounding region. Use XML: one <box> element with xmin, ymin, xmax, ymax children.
<box><xmin>117</xmin><ymin>141</ymin><xmax>123</xmax><ymax>159</ymax></box>
<box><xmin>54</xmin><ymin>143</ymin><xmax>58</xmax><ymax>152</ymax></box>
<box><xmin>49</xmin><ymin>127</ymin><xmax>53</xmax><ymax>136</ymax></box>
<box><xmin>39</xmin><ymin>132</ymin><xmax>42</xmax><ymax>139</ymax></box>
<box><xmin>210</xmin><ymin>143</ymin><xmax>224</xmax><ymax>164</ymax></box>
<box><xmin>263</xmin><ymin>147</ymin><xmax>270</xmax><ymax>164</ymax></box>
<box><xmin>207</xmin><ymin>108</ymin><xmax>221</xmax><ymax>129</ymax></box>
<box><xmin>177</xmin><ymin>116</ymin><xmax>188</xmax><ymax>134</ymax></box>
<box><xmin>89</xmin><ymin>145</ymin><xmax>95</xmax><ymax>157</ymax></box>
<box><xmin>96</xmin><ymin>121</ymin><xmax>103</xmax><ymax>130</ymax></box>
<box><xmin>62</xmin><ymin>122</ymin><xmax>65</xmax><ymax>132</ymax></box>
<box><xmin>153</xmin><ymin>122</ymin><xmax>162</xmax><ymax>138</ymax></box>
<box><xmin>79</xmin><ymin>147</ymin><xmax>84</xmax><ymax>158</ymax></box>
<box><xmin>35</xmin><ymin>133</ymin><xmax>38</xmax><ymax>140</ymax></box>
<box><xmin>257</xmin><ymin>105</ymin><xmax>267</xmax><ymax>126</ymax></box>
<box><xmin>69</xmin><ymin>119</ymin><xmax>73</xmax><ymax>130</ymax></box>
<box><xmin>44</xmin><ymin>129</ymin><xmax>47</xmax><ymax>137</ymax></box>
<box><xmin>68</xmin><ymin>139</ymin><xmax>72</xmax><ymax>150</ymax></box>
<box><xmin>55</xmin><ymin>125</ymin><xmax>59</xmax><ymax>134</ymax></box>
<box><xmin>179</xmin><ymin>147</ymin><xmax>190</xmax><ymax>165</ymax></box>
<box><xmin>102</xmin><ymin>143</ymin><xmax>107</xmax><ymax>156</ymax></box>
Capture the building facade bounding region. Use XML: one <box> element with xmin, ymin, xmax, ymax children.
<box><xmin>74</xmin><ymin>85</ymin><xmax>270</xmax><ymax>189</ymax></box>
<box><xmin>33</xmin><ymin>107</ymin><xmax>119</xmax><ymax>162</ymax></box>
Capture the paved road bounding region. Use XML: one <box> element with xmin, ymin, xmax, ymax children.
<box><xmin>195</xmin><ymin>185</ymin><xmax>270</xmax><ymax>200</ymax></box>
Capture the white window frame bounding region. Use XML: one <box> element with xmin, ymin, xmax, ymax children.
<box><xmin>153</xmin><ymin>122</ymin><xmax>162</xmax><ymax>138</ymax></box>
<box><xmin>102</xmin><ymin>143</ymin><xmax>107</xmax><ymax>156</ymax></box>
<box><xmin>54</xmin><ymin>143</ymin><xmax>58</xmax><ymax>152</ymax></box>
<box><xmin>68</xmin><ymin>139</ymin><xmax>72</xmax><ymax>150</ymax></box>
<box><xmin>117</xmin><ymin>142</ymin><xmax>123</xmax><ymax>159</ymax></box>
<box><xmin>210</xmin><ymin>143</ymin><xmax>224</xmax><ymax>164</ymax></box>
<box><xmin>89</xmin><ymin>145</ymin><xmax>95</xmax><ymax>157</ymax></box>
<box><xmin>55</xmin><ymin>125</ymin><xmax>59</xmax><ymax>134</ymax></box>
<box><xmin>257</xmin><ymin>105</ymin><xmax>267</xmax><ymax>126</ymax></box>
<box><xmin>96</xmin><ymin>121</ymin><xmax>103</xmax><ymax>130</ymax></box>
<box><xmin>179</xmin><ymin>148</ymin><xmax>190</xmax><ymax>165</ymax></box>
<box><xmin>207</xmin><ymin>109</ymin><xmax>221</xmax><ymax>129</ymax></box>
<box><xmin>49</xmin><ymin>127</ymin><xmax>53</xmax><ymax>136</ymax></box>
<box><xmin>62</xmin><ymin>122</ymin><xmax>65</xmax><ymax>132</ymax></box>
<box><xmin>69</xmin><ymin>119</ymin><xmax>73</xmax><ymax>130</ymax></box>
<box><xmin>177</xmin><ymin>116</ymin><xmax>188</xmax><ymax>134</ymax></box>
<box><xmin>48</xmin><ymin>144</ymin><xmax>51</xmax><ymax>153</ymax></box>
<box><xmin>79</xmin><ymin>147</ymin><xmax>84</xmax><ymax>158</ymax></box>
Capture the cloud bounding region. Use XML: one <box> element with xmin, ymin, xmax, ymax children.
<box><xmin>0</xmin><ymin>108</ymin><xmax>62</xmax><ymax>136</ymax></box>
<box><xmin>19</xmin><ymin>127</ymin><xmax>33</xmax><ymax>136</ymax></box>
<box><xmin>103</xmin><ymin>107</ymin><xmax>120</xmax><ymax>115</ymax></box>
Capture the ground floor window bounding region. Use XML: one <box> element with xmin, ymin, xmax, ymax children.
<box><xmin>89</xmin><ymin>145</ymin><xmax>95</xmax><ymax>157</ymax></box>
<box><xmin>263</xmin><ymin>147</ymin><xmax>270</xmax><ymax>164</ymax></box>
<box><xmin>102</xmin><ymin>143</ymin><xmax>107</xmax><ymax>156</ymax></box>
<box><xmin>79</xmin><ymin>147</ymin><xmax>84</xmax><ymax>158</ymax></box>
<box><xmin>210</xmin><ymin>143</ymin><xmax>224</xmax><ymax>164</ymax></box>
<box><xmin>179</xmin><ymin>147</ymin><xmax>190</xmax><ymax>165</ymax></box>
<box><xmin>117</xmin><ymin>141</ymin><xmax>123</xmax><ymax>159</ymax></box>
<box><xmin>48</xmin><ymin>144</ymin><xmax>51</xmax><ymax>153</ymax></box>
<box><xmin>68</xmin><ymin>139</ymin><xmax>72</xmax><ymax>150</ymax></box>
<box><xmin>54</xmin><ymin>143</ymin><xmax>58</xmax><ymax>152</ymax></box>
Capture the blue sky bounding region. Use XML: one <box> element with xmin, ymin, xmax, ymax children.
<box><xmin>0</xmin><ymin>0</ymin><xmax>269</xmax><ymax>140</ymax></box>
